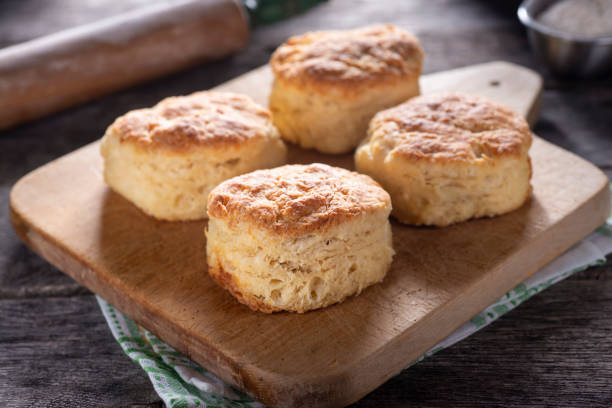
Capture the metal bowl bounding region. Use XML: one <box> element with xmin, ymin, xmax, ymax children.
<box><xmin>518</xmin><ymin>0</ymin><xmax>612</xmax><ymax>78</ymax></box>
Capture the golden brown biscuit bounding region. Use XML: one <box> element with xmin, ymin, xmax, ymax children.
<box><xmin>206</xmin><ymin>163</ymin><xmax>394</xmax><ymax>313</ymax></box>
<box><xmin>269</xmin><ymin>24</ymin><xmax>423</xmax><ymax>154</ymax></box>
<box><xmin>355</xmin><ymin>92</ymin><xmax>533</xmax><ymax>226</ymax></box>
<box><xmin>100</xmin><ymin>91</ymin><xmax>287</xmax><ymax>221</ymax></box>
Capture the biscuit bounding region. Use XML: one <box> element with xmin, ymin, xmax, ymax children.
<box><xmin>269</xmin><ymin>24</ymin><xmax>423</xmax><ymax>154</ymax></box>
<box><xmin>355</xmin><ymin>92</ymin><xmax>533</xmax><ymax>226</ymax></box>
<box><xmin>206</xmin><ymin>163</ymin><xmax>394</xmax><ymax>313</ymax></box>
<box><xmin>100</xmin><ymin>91</ymin><xmax>287</xmax><ymax>221</ymax></box>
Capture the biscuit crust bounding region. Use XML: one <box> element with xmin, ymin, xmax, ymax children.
<box><xmin>207</xmin><ymin>163</ymin><xmax>391</xmax><ymax>235</ymax></box>
<box><xmin>107</xmin><ymin>91</ymin><xmax>273</xmax><ymax>153</ymax></box>
<box><xmin>270</xmin><ymin>24</ymin><xmax>423</xmax><ymax>95</ymax></box>
<box><xmin>206</xmin><ymin>164</ymin><xmax>394</xmax><ymax>313</ymax></box>
<box><xmin>269</xmin><ymin>24</ymin><xmax>423</xmax><ymax>153</ymax></box>
<box><xmin>208</xmin><ymin>263</ymin><xmax>280</xmax><ymax>313</ymax></box>
<box><xmin>355</xmin><ymin>92</ymin><xmax>533</xmax><ymax>226</ymax></box>
<box><xmin>366</xmin><ymin>92</ymin><xmax>532</xmax><ymax>162</ymax></box>
<box><xmin>100</xmin><ymin>91</ymin><xmax>287</xmax><ymax>221</ymax></box>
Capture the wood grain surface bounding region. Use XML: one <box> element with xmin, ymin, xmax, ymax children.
<box><xmin>9</xmin><ymin>62</ymin><xmax>610</xmax><ymax>407</ymax></box>
<box><xmin>2</xmin><ymin>1</ymin><xmax>612</xmax><ymax>407</ymax></box>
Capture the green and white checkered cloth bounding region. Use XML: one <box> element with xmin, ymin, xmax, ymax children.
<box><xmin>97</xmin><ymin>189</ymin><xmax>612</xmax><ymax>408</ymax></box>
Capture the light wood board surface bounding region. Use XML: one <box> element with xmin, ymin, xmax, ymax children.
<box><xmin>10</xmin><ymin>62</ymin><xmax>610</xmax><ymax>408</ymax></box>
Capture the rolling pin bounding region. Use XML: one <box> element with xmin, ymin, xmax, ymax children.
<box><xmin>0</xmin><ymin>0</ymin><xmax>249</xmax><ymax>130</ymax></box>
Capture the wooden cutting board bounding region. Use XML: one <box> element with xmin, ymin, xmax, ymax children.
<box><xmin>10</xmin><ymin>62</ymin><xmax>610</xmax><ymax>408</ymax></box>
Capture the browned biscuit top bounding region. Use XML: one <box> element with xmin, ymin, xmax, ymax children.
<box><xmin>207</xmin><ymin>163</ymin><xmax>391</xmax><ymax>234</ymax></box>
<box><xmin>367</xmin><ymin>92</ymin><xmax>533</xmax><ymax>162</ymax></box>
<box><xmin>270</xmin><ymin>24</ymin><xmax>423</xmax><ymax>91</ymax></box>
<box><xmin>106</xmin><ymin>91</ymin><xmax>272</xmax><ymax>152</ymax></box>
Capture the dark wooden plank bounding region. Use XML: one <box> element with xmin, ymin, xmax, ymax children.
<box><xmin>535</xmin><ymin>85</ymin><xmax>612</xmax><ymax>170</ymax></box>
<box><xmin>0</xmin><ymin>295</ymin><xmax>162</xmax><ymax>407</ymax></box>
<box><xmin>0</xmin><ymin>186</ymin><xmax>86</xmax><ymax>298</ymax></box>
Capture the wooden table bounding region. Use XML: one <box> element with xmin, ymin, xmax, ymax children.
<box><xmin>1</xmin><ymin>1</ymin><xmax>611</xmax><ymax>407</ymax></box>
